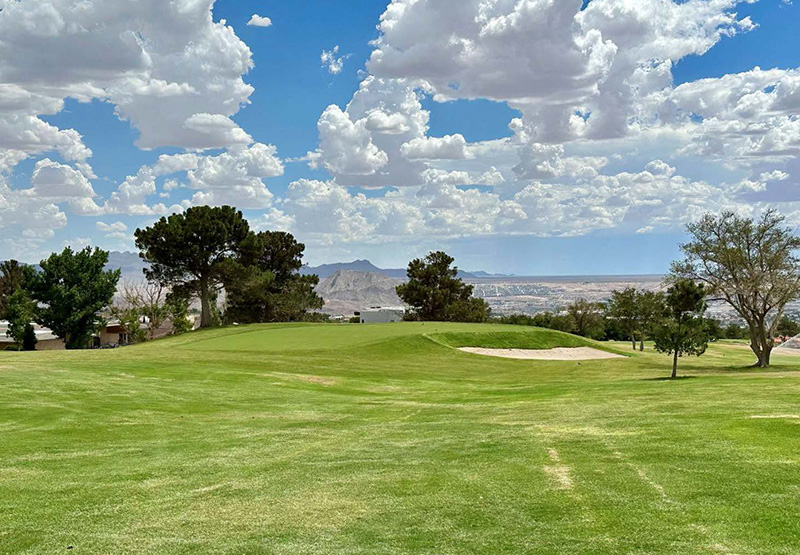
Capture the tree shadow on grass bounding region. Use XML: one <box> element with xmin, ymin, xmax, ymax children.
<box><xmin>712</xmin><ymin>365</ymin><xmax>800</xmax><ymax>375</ymax></box>
<box><xmin>642</xmin><ymin>366</ymin><xmax>800</xmax><ymax>380</ymax></box>
<box><xmin>644</xmin><ymin>376</ymin><xmax>699</xmax><ymax>382</ymax></box>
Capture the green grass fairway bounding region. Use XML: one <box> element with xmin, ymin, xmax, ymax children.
<box><xmin>2</xmin><ymin>323</ymin><xmax>799</xmax><ymax>554</ymax></box>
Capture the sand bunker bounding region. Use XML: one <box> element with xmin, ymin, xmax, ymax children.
<box><xmin>459</xmin><ymin>346</ymin><xmax>625</xmax><ymax>361</ymax></box>
<box><xmin>774</xmin><ymin>347</ymin><xmax>800</xmax><ymax>356</ymax></box>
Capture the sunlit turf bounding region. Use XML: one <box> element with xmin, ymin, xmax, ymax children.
<box><xmin>1</xmin><ymin>323</ymin><xmax>799</xmax><ymax>554</ymax></box>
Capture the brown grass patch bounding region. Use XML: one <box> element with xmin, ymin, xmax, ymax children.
<box><xmin>544</xmin><ymin>448</ymin><xmax>574</xmax><ymax>490</ymax></box>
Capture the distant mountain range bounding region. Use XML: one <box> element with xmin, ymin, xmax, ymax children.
<box><xmin>103</xmin><ymin>252</ymin><xmax>510</xmax><ymax>282</ymax></box>
<box><xmin>300</xmin><ymin>259</ymin><xmax>510</xmax><ymax>280</ymax></box>
<box><xmin>107</xmin><ymin>251</ymin><xmax>149</xmax><ymax>281</ymax></box>
<box><xmin>301</xmin><ymin>259</ymin><xmax>406</xmax><ymax>279</ymax></box>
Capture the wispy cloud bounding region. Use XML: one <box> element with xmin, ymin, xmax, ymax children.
<box><xmin>321</xmin><ymin>46</ymin><xmax>348</xmax><ymax>75</ymax></box>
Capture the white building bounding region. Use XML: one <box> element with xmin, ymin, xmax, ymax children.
<box><xmin>0</xmin><ymin>321</ymin><xmax>65</xmax><ymax>350</ymax></box>
<box><xmin>356</xmin><ymin>306</ymin><xmax>406</xmax><ymax>324</ymax></box>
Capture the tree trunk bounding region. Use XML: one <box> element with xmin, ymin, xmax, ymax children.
<box><xmin>672</xmin><ymin>350</ymin><xmax>679</xmax><ymax>379</ymax></box>
<box><xmin>755</xmin><ymin>343</ymin><xmax>772</xmax><ymax>368</ymax></box>
<box><xmin>747</xmin><ymin>319</ymin><xmax>772</xmax><ymax>368</ymax></box>
<box><xmin>759</xmin><ymin>319</ymin><xmax>773</xmax><ymax>368</ymax></box>
<box><xmin>639</xmin><ymin>339</ymin><xmax>644</xmax><ymax>351</ymax></box>
<box><xmin>631</xmin><ymin>336</ymin><xmax>637</xmax><ymax>350</ymax></box>
<box><xmin>199</xmin><ymin>285</ymin><xmax>212</xmax><ymax>328</ymax></box>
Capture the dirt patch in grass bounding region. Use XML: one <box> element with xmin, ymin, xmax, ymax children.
<box><xmin>544</xmin><ymin>448</ymin><xmax>574</xmax><ymax>490</ymax></box>
<box><xmin>459</xmin><ymin>346</ymin><xmax>625</xmax><ymax>361</ymax></box>
<box><xmin>261</xmin><ymin>372</ymin><xmax>337</xmax><ymax>386</ymax></box>
<box><xmin>296</xmin><ymin>375</ymin><xmax>336</xmax><ymax>386</ymax></box>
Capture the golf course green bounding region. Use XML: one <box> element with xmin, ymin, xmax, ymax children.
<box><xmin>2</xmin><ymin>322</ymin><xmax>799</xmax><ymax>554</ymax></box>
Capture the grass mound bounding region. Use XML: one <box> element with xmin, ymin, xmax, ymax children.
<box><xmin>172</xmin><ymin>321</ymin><xmax>572</xmax><ymax>353</ymax></box>
<box><xmin>430</xmin><ymin>328</ymin><xmax>602</xmax><ymax>350</ymax></box>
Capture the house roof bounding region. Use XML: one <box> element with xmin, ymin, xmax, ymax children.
<box><xmin>0</xmin><ymin>319</ymin><xmax>132</xmax><ymax>343</ymax></box>
<box><xmin>0</xmin><ymin>321</ymin><xmax>60</xmax><ymax>342</ymax></box>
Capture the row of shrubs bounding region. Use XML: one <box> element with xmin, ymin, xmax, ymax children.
<box><xmin>493</xmin><ymin>306</ymin><xmax>793</xmax><ymax>343</ymax></box>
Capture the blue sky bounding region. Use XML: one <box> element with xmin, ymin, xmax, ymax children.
<box><xmin>0</xmin><ymin>0</ymin><xmax>798</xmax><ymax>275</ymax></box>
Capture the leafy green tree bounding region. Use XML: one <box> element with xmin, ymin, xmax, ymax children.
<box><xmin>268</xmin><ymin>275</ymin><xmax>324</xmax><ymax>322</ymax></box>
<box><xmin>134</xmin><ymin>206</ymin><xmax>253</xmax><ymax>328</ymax></box>
<box><xmin>601</xmin><ymin>314</ymin><xmax>629</xmax><ymax>342</ymax></box>
<box><xmin>672</xmin><ymin>210</ymin><xmax>800</xmax><ymax>368</ymax></box>
<box><xmin>637</xmin><ymin>290</ymin><xmax>667</xmax><ymax>351</ymax></box>
<box><xmin>529</xmin><ymin>311</ymin><xmax>575</xmax><ymax>332</ymax></box>
<box><xmin>607</xmin><ymin>288</ymin><xmax>640</xmax><ymax>349</ymax></box>
<box><xmin>567</xmin><ymin>299</ymin><xmax>605</xmax><ymax>339</ymax></box>
<box><xmin>531</xmin><ymin>312</ymin><xmax>555</xmax><ymax>328</ymax></box>
<box><xmin>225</xmin><ymin>266</ymin><xmax>275</xmax><ymax>323</ymax></box>
<box><xmin>258</xmin><ymin>231</ymin><xmax>306</xmax><ymax>282</ymax></box>
<box><xmin>775</xmin><ymin>316</ymin><xmax>800</xmax><ymax>338</ymax></box>
<box><xmin>723</xmin><ymin>323</ymin><xmax>748</xmax><ymax>340</ymax></box>
<box><xmin>225</xmin><ymin>231</ymin><xmax>324</xmax><ymax>323</ymax></box>
<box><xmin>445</xmin><ymin>296</ymin><xmax>492</xmax><ymax>323</ymax></box>
<box><xmin>5</xmin><ymin>288</ymin><xmax>37</xmax><ymax>351</ymax></box>
<box><xmin>27</xmin><ymin>247</ymin><xmax>120</xmax><ymax>349</ymax></box>
<box><xmin>0</xmin><ymin>260</ymin><xmax>26</xmax><ymax>319</ymax></box>
<box><xmin>704</xmin><ymin>318</ymin><xmax>724</xmax><ymax>342</ymax></box>
<box><xmin>494</xmin><ymin>313</ymin><xmax>577</xmax><ymax>328</ymax></box>
<box><xmin>548</xmin><ymin>314</ymin><xmax>576</xmax><ymax>333</ymax></box>
<box><xmin>396</xmin><ymin>251</ymin><xmax>490</xmax><ymax>322</ymax></box>
<box><xmin>299</xmin><ymin>311</ymin><xmax>331</xmax><ymax>323</ymax></box>
<box><xmin>165</xmin><ymin>294</ymin><xmax>193</xmax><ymax>335</ymax></box>
<box><xmin>653</xmin><ymin>280</ymin><xmax>709</xmax><ymax>379</ymax></box>
<box><xmin>22</xmin><ymin>324</ymin><xmax>38</xmax><ymax>351</ymax></box>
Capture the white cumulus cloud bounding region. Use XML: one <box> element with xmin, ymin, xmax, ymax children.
<box><xmin>248</xmin><ymin>14</ymin><xmax>273</xmax><ymax>28</ymax></box>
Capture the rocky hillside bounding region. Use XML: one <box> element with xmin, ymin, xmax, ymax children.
<box><xmin>302</xmin><ymin>259</ymin><xmax>496</xmax><ymax>279</ymax></box>
<box><xmin>302</xmin><ymin>260</ymin><xmax>408</xmax><ymax>279</ymax></box>
<box><xmin>315</xmin><ymin>270</ymin><xmax>404</xmax><ymax>315</ymax></box>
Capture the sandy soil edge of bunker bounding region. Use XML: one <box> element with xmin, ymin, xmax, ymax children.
<box><xmin>458</xmin><ymin>346</ymin><xmax>626</xmax><ymax>361</ymax></box>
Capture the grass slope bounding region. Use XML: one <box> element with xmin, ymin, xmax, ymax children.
<box><xmin>173</xmin><ymin>322</ymin><xmax>601</xmax><ymax>353</ymax></box>
<box><xmin>1</xmin><ymin>323</ymin><xmax>799</xmax><ymax>554</ymax></box>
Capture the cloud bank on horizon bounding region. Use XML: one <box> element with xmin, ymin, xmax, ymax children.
<box><xmin>0</xmin><ymin>0</ymin><xmax>798</xmax><ymax>270</ymax></box>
